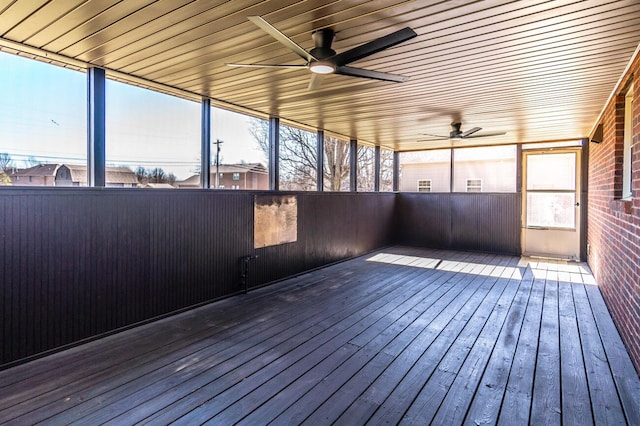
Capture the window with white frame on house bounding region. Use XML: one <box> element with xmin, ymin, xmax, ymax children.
<box><xmin>623</xmin><ymin>82</ymin><xmax>634</xmax><ymax>199</ymax></box>
<box><xmin>417</xmin><ymin>179</ymin><xmax>432</xmax><ymax>192</ymax></box>
<box><xmin>466</xmin><ymin>178</ymin><xmax>482</xmax><ymax>192</ymax></box>
<box><xmin>232</xmin><ymin>172</ymin><xmax>240</xmax><ymax>180</ymax></box>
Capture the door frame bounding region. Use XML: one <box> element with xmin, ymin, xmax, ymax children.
<box><xmin>521</xmin><ymin>147</ymin><xmax>584</xmax><ymax>260</ymax></box>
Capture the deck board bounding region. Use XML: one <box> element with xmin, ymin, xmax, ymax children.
<box><xmin>530</xmin><ymin>275</ymin><xmax>561</xmax><ymax>425</ymax></box>
<box><xmin>0</xmin><ymin>247</ymin><xmax>638</xmax><ymax>425</ymax></box>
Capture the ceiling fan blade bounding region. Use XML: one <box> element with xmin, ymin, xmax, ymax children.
<box><xmin>419</xmin><ymin>133</ymin><xmax>449</xmax><ymax>138</ymax></box>
<box><xmin>332</xmin><ymin>27</ymin><xmax>417</xmax><ymax>66</ymax></box>
<box><xmin>308</xmin><ymin>73</ymin><xmax>325</xmax><ymax>90</ymax></box>
<box><xmin>460</xmin><ymin>127</ymin><xmax>482</xmax><ymax>137</ymax></box>
<box><xmin>248</xmin><ymin>16</ymin><xmax>316</xmax><ymax>63</ymax></box>
<box><xmin>417</xmin><ymin>137</ymin><xmax>449</xmax><ymax>142</ymax></box>
<box><xmin>226</xmin><ymin>63</ymin><xmax>307</xmax><ymax>69</ymax></box>
<box><xmin>336</xmin><ymin>65</ymin><xmax>409</xmax><ymax>82</ymax></box>
<box><xmin>465</xmin><ymin>131</ymin><xmax>507</xmax><ymax>138</ymax></box>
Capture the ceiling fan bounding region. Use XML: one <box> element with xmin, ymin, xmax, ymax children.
<box><xmin>418</xmin><ymin>122</ymin><xmax>506</xmax><ymax>141</ymax></box>
<box><xmin>227</xmin><ymin>16</ymin><xmax>417</xmax><ymax>90</ymax></box>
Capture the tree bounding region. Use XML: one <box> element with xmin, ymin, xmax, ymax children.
<box><xmin>0</xmin><ymin>153</ymin><xmax>12</xmax><ymax>171</ymax></box>
<box><xmin>135</xmin><ymin>166</ymin><xmax>147</xmax><ymax>184</ymax></box>
<box><xmin>0</xmin><ymin>173</ymin><xmax>10</xmax><ymax>185</ymax></box>
<box><xmin>249</xmin><ymin>119</ymin><xmax>383</xmax><ymax>191</ymax></box>
<box><xmin>0</xmin><ymin>153</ymin><xmax>13</xmax><ymax>186</ymax></box>
<box><xmin>134</xmin><ymin>166</ymin><xmax>176</xmax><ymax>185</ymax></box>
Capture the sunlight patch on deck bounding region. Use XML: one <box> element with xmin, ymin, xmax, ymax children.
<box><xmin>366</xmin><ymin>253</ymin><xmax>523</xmax><ymax>280</ymax></box>
<box><xmin>520</xmin><ymin>257</ymin><xmax>597</xmax><ymax>285</ymax></box>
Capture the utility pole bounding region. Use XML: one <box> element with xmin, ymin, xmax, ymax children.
<box><xmin>213</xmin><ymin>139</ymin><xmax>223</xmax><ymax>188</ymax></box>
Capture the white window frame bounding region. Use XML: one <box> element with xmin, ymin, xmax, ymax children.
<box><xmin>623</xmin><ymin>82</ymin><xmax>634</xmax><ymax>200</ymax></box>
<box><xmin>466</xmin><ymin>178</ymin><xmax>482</xmax><ymax>192</ymax></box>
<box><xmin>417</xmin><ymin>179</ymin><xmax>432</xmax><ymax>192</ymax></box>
<box><xmin>232</xmin><ymin>172</ymin><xmax>240</xmax><ymax>181</ymax></box>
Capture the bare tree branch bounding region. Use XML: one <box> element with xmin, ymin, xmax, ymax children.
<box><xmin>250</xmin><ymin>118</ymin><xmax>391</xmax><ymax>191</ymax></box>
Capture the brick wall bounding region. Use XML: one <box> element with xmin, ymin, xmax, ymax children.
<box><xmin>588</xmin><ymin>49</ymin><xmax>640</xmax><ymax>373</ymax></box>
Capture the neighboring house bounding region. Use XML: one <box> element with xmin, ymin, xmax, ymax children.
<box><xmin>8</xmin><ymin>164</ymin><xmax>138</xmax><ymax>187</ymax></box>
<box><xmin>176</xmin><ymin>163</ymin><xmax>268</xmax><ymax>189</ymax></box>
<box><xmin>7</xmin><ymin>164</ymin><xmax>58</xmax><ymax>186</ymax></box>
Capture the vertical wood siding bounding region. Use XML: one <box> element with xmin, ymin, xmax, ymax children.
<box><xmin>0</xmin><ymin>189</ymin><xmax>394</xmax><ymax>367</ymax></box>
<box><xmin>396</xmin><ymin>193</ymin><xmax>521</xmax><ymax>255</ymax></box>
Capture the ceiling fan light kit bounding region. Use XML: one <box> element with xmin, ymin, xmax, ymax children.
<box><xmin>309</xmin><ymin>60</ymin><xmax>336</xmax><ymax>74</ymax></box>
<box><xmin>227</xmin><ymin>16</ymin><xmax>417</xmax><ymax>89</ymax></box>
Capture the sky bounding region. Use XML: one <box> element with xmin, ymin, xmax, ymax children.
<box><xmin>0</xmin><ymin>51</ymin><xmax>266</xmax><ymax>180</ymax></box>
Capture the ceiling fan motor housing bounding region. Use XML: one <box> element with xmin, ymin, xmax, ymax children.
<box><xmin>310</xmin><ymin>29</ymin><xmax>336</xmax><ymax>59</ymax></box>
<box><xmin>450</xmin><ymin>122</ymin><xmax>463</xmax><ymax>138</ymax></box>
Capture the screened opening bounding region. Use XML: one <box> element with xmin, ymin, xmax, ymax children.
<box><xmin>399</xmin><ymin>149</ymin><xmax>451</xmax><ymax>192</ymax></box>
<box><xmin>275</xmin><ymin>124</ymin><xmax>318</xmax><ymax>191</ymax></box>
<box><xmin>380</xmin><ymin>148</ymin><xmax>394</xmax><ymax>192</ymax></box>
<box><xmin>0</xmin><ymin>52</ymin><xmax>86</xmax><ymax>187</ymax></box>
<box><xmin>453</xmin><ymin>145</ymin><xmax>516</xmax><ymax>192</ymax></box>
<box><xmin>106</xmin><ymin>79</ymin><xmax>200</xmax><ymax>188</ymax></box>
<box><xmin>210</xmin><ymin>108</ymin><xmax>268</xmax><ymax>190</ymax></box>
<box><xmin>324</xmin><ymin>136</ymin><xmax>351</xmax><ymax>192</ymax></box>
<box><xmin>357</xmin><ymin>145</ymin><xmax>375</xmax><ymax>192</ymax></box>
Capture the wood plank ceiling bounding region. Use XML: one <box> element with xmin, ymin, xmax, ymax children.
<box><xmin>1</xmin><ymin>0</ymin><xmax>639</xmax><ymax>151</ymax></box>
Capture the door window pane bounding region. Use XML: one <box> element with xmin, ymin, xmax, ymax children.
<box><xmin>527</xmin><ymin>192</ymin><xmax>576</xmax><ymax>228</ymax></box>
<box><xmin>527</xmin><ymin>153</ymin><xmax>575</xmax><ymax>191</ymax></box>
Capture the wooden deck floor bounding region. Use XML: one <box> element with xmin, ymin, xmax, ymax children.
<box><xmin>1</xmin><ymin>247</ymin><xmax>639</xmax><ymax>425</ymax></box>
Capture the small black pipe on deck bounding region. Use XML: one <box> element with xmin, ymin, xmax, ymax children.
<box><xmin>239</xmin><ymin>255</ymin><xmax>259</xmax><ymax>294</ymax></box>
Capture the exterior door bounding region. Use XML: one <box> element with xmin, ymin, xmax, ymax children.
<box><xmin>522</xmin><ymin>149</ymin><xmax>581</xmax><ymax>259</ymax></box>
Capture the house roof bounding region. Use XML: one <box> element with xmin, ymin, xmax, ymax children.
<box><xmin>1</xmin><ymin>2</ymin><xmax>639</xmax><ymax>151</ymax></box>
<box><xmin>214</xmin><ymin>163</ymin><xmax>268</xmax><ymax>174</ymax></box>
<box><xmin>9</xmin><ymin>164</ymin><xmax>138</xmax><ymax>184</ymax></box>
<box><xmin>143</xmin><ymin>183</ymin><xmax>175</xmax><ymax>189</ymax></box>
<box><xmin>175</xmin><ymin>163</ymin><xmax>267</xmax><ymax>187</ymax></box>
<box><xmin>63</xmin><ymin>165</ymin><xmax>139</xmax><ymax>185</ymax></box>
<box><xmin>9</xmin><ymin>164</ymin><xmax>58</xmax><ymax>177</ymax></box>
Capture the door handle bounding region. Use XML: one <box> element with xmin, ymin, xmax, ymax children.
<box><xmin>575</xmin><ymin>202</ymin><xmax>580</xmax><ymax>206</ymax></box>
